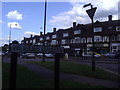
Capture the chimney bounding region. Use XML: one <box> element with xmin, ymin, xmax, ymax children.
<box><xmin>108</xmin><ymin>15</ymin><xmax>112</xmax><ymax>21</ymax></box>
<box><xmin>40</xmin><ymin>32</ymin><xmax>43</xmax><ymax>35</ymax></box>
<box><xmin>24</xmin><ymin>37</ymin><xmax>25</xmax><ymax>40</ymax></box>
<box><xmin>53</xmin><ymin>28</ymin><xmax>56</xmax><ymax>32</ymax></box>
<box><xmin>73</xmin><ymin>22</ymin><xmax>76</xmax><ymax>27</ymax></box>
<box><xmin>30</xmin><ymin>34</ymin><xmax>33</xmax><ymax>38</ymax></box>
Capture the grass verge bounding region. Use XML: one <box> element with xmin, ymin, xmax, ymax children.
<box><xmin>2</xmin><ymin>62</ymin><xmax>105</xmax><ymax>89</ymax></box>
<box><xmin>27</xmin><ymin>61</ymin><xmax>119</xmax><ymax>81</ymax></box>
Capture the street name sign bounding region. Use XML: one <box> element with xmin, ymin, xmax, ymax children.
<box><xmin>10</xmin><ymin>44</ymin><xmax>64</xmax><ymax>53</ymax></box>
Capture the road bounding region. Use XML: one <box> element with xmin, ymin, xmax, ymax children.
<box><xmin>2</xmin><ymin>56</ymin><xmax>120</xmax><ymax>75</ymax></box>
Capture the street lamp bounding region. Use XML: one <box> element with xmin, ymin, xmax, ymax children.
<box><xmin>42</xmin><ymin>0</ymin><xmax>47</xmax><ymax>62</ymax></box>
<box><xmin>83</xmin><ymin>3</ymin><xmax>97</xmax><ymax>71</ymax></box>
<box><xmin>8</xmin><ymin>23</ymin><xmax>17</xmax><ymax>53</ymax></box>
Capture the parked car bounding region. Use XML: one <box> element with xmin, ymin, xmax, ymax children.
<box><xmin>36</xmin><ymin>53</ymin><xmax>43</xmax><ymax>57</ymax></box>
<box><xmin>104</xmin><ymin>51</ymin><xmax>120</xmax><ymax>59</ymax></box>
<box><xmin>0</xmin><ymin>52</ymin><xmax>5</xmax><ymax>56</ymax></box>
<box><xmin>104</xmin><ymin>52</ymin><xmax>116</xmax><ymax>58</ymax></box>
<box><xmin>82</xmin><ymin>52</ymin><xmax>101</xmax><ymax>58</ymax></box>
<box><xmin>45</xmin><ymin>54</ymin><xmax>54</xmax><ymax>58</ymax></box>
<box><xmin>22</xmin><ymin>53</ymin><xmax>35</xmax><ymax>58</ymax></box>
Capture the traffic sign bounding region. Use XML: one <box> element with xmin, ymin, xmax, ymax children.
<box><xmin>86</xmin><ymin>7</ymin><xmax>97</xmax><ymax>20</ymax></box>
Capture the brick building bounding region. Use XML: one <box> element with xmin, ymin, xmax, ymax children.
<box><xmin>21</xmin><ymin>15</ymin><xmax>120</xmax><ymax>56</ymax></box>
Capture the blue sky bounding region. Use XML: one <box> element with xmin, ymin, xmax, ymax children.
<box><xmin>1</xmin><ymin>2</ymin><xmax>71</xmax><ymax>46</ymax></box>
<box><xmin>1</xmin><ymin>0</ymin><xmax>119</xmax><ymax>46</ymax></box>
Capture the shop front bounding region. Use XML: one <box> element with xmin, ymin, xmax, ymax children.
<box><xmin>87</xmin><ymin>43</ymin><xmax>109</xmax><ymax>54</ymax></box>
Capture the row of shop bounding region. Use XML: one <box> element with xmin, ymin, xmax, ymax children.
<box><xmin>62</xmin><ymin>43</ymin><xmax>120</xmax><ymax>56</ymax></box>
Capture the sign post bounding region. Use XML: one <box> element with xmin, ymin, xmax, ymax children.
<box><xmin>83</xmin><ymin>3</ymin><xmax>97</xmax><ymax>71</ymax></box>
<box><xmin>9</xmin><ymin>41</ymin><xmax>19</xmax><ymax>89</ymax></box>
<box><xmin>10</xmin><ymin>42</ymin><xmax>64</xmax><ymax>89</ymax></box>
<box><xmin>54</xmin><ymin>53</ymin><xmax>60</xmax><ymax>90</ymax></box>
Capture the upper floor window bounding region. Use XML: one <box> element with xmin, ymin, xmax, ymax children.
<box><xmin>116</xmin><ymin>26</ymin><xmax>120</xmax><ymax>31</ymax></box>
<box><xmin>61</xmin><ymin>39</ymin><xmax>66</xmax><ymax>44</ymax></box>
<box><xmin>26</xmin><ymin>41</ymin><xmax>28</xmax><ymax>44</ymax></box>
<box><xmin>52</xmin><ymin>34</ymin><xmax>56</xmax><ymax>39</ymax></box>
<box><xmin>94</xmin><ymin>27</ymin><xmax>102</xmax><ymax>32</ymax></box>
<box><xmin>81</xmin><ymin>38</ymin><xmax>86</xmax><ymax>43</ymax></box>
<box><xmin>87</xmin><ymin>37</ymin><xmax>92</xmax><ymax>43</ymax></box>
<box><xmin>63</xmin><ymin>33</ymin><xmax>68</xmax><ymax>37</ymax></box>
<box><xmin>46</xmin><ymin>36</ymin><xmax>50</xmax><ymax>40</ymax></box>
<box><xmin>74</xmin><ymin>30</ymin><xmax>81</xmax><ymax>35</ymax></box>
<box><xmin>74</xmin><ymin>37</ymin><xmax>81</xmax><ymax>43</ymax></box>
<box><xmin>51</xmin><ymin>40</ymin><xmax>57</xmax><ymax>45</ymax></box>
<box><xmin>30</xmin><ymin>40</ymin><xmax>32</xmax><ymax>43</ymax></box>
<box><xmin>111</xmin><ymin>35</ymin><xmax>115</xmax><ymax>41</ymax></box>
<box><xmin>40</xmin><ymin>38</ymin><xmax>43</xmax><ymax>41</ymax></box>
<box><xmin>117</xmin><ymin>34</ymin><xmax>120</xmax><ymax>41</ymax></box>
<box><xmin>103</xmin><ymin>36</ymin><xmax>109</xmax><ymax>42</ymax></box>
<box><xmin>94</xmin><ymin>36</ymin><xmax>102</xmax><ymax>42</ymax></box>
<box><xmin>33</xmin><ymin>39</ymin><xmax>36</xmax><ymax>44</ymax></box>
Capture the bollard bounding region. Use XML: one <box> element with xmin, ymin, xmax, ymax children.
<box><xmin>64</xmin><ymin>53</ymin><xmax>68</xmax><ymax>60</ymax></box>
<box><xmin>9</xmin><ymin>41</ymin><xmax>19</xmax><ymax>89</ymax></box>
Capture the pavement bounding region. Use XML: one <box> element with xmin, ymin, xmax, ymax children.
<box><xmin>2</xmin><ymin>56</ymin><xmax>120</xmax><ymax>88</ymax></box>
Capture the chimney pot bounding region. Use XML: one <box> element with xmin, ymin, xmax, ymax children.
<box><xmin>108</xmin><ymin>15</ymin><xmax>112</xmax><ymax>21</ymax></box>
<box><xmin>53</xmin><ymin>28</ymin><xmax>56</xmax><ymax>32</ymax></box>
<box><xmin>40</xmin><ymin>32</ymin><xmax>43</xmax><ymax>35</ymax></box>
<box><xmin>30</xmin><ymin>34</ymin><xmax>33</xmax><ymax>38</ymax></box>
<box><xmin>73</xmin><ymin>22</ymin><xmax>76</xmax><ymax>27</ymax></box>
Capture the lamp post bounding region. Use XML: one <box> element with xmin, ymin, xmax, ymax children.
<box><xmin>8</xmin><ymin>24</ymin><xmax>17</xmax><ymax>53</ymax></box>
<box><xmin>83</xmin><ymin>3</ymin><xmax>97</xmax><ymax>71</ymax></box>
<box><xmin>42</xmin><ymin>0</ymin><xmax>47</xmax><ymax>62</ymax></box>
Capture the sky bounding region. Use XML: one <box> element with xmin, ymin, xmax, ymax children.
<box><xmin>0</xmin><ymin>0</ymin><xmax>120</xmax><ymax>46</ymax></box>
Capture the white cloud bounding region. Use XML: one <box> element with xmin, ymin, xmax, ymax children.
<box><xmin>0</xmin><ymin>20</ymin><xmax>2</xmax><ymax>23</ymax></box>
<box><xmin>6</xmin><ymin>10</ymin><xmax>23</xmax><ymax>20</ymax></box>
<box><xmin>49</xmin><ymin>0</ymin><xmax>119</xmax><ymax>29</ymax></box>
<box><xmin>24</xmin><ymin>31</ymin><xmax>39</xmax><ymax>37</ymax></box>
<box><xmin>8</xmin><ymin>22</ymin><xmax>22</xmax><ymax>29</ymax></box>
